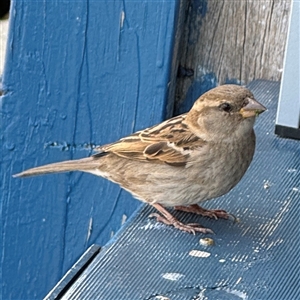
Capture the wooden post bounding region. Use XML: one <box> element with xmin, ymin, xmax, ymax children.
<box><xmin>175</xmin><ymin>0</ymin><xmax>291</xmax><ymax>114</ymax></box>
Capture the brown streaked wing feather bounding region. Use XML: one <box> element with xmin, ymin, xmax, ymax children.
<box><xmin>94</xmin><ymin>114</ymin><xmax>206</xmax><ymax>165</ymax></box>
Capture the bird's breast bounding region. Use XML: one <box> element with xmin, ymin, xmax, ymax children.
<box><xmin>191</xmin><ymin>135</ymin><xmax>256</xmax><ymax>201</ymax></box>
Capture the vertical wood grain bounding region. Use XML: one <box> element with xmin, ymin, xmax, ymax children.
<box><xmin>175</xmin><ymin>0</ymin><xmax>291</xmax><ymax>113</ymax></box>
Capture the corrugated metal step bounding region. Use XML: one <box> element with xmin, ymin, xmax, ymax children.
<box><xmin>46</xmin><ymin>80</ymin><xmax>300</xmax><ymax>300</ymax></box>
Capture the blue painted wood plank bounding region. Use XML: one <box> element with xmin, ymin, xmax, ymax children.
<box><xmin>1</xmin><ymin>1</ymin><xmax>180</xmax><ymax>299</ymax></box>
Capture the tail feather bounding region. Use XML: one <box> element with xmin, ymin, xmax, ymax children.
<box><xmin>13</xmin><ymin>157</ymin><xmax>101</xmax><ymax>178</ymax></box>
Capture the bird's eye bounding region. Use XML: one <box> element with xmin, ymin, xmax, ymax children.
<box><xmin>219</xmin><ymin>102</ymin><xmax>232</xmax><ymax>112</ymax></box>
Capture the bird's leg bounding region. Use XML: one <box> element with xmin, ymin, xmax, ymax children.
<box><xmin>174</xmin><ymin>204</ymin><xmax>236</xmax><ymax>221</ymax></box>
<box><xmin>149</xmin><ymin>203</ymin><xmax>213</xmax><ymax>234</ymax></box>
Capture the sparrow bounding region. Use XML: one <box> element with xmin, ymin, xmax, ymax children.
<box><xmin>14</xmin><ymin>85</ymin><xmax>266</xmax><ymax>234</ymax></box>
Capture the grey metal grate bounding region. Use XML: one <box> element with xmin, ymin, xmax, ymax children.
<box><xmin>47</xmin><ymin>80</ymin><xmax>300</xmax><ymax>300</ymax></box>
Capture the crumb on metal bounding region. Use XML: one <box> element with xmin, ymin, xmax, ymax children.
<box><xmin>199</xmin><ymin>237</ymin><xmax>214</xmax><ymax>246</ymax></box>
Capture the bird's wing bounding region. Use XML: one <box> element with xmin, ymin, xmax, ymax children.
<box><xmin>94</xmin><ymin>114</ymin><xmax>206</xmax><ymax>166</ymax></box>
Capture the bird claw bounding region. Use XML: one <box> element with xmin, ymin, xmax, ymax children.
<box><xmin>149</xmin><ymin>213</ymin><xmax>214</xmax><ymax>235</ymax></box>
<box><xmin>175</xmin><ymin>204</ymin><xmax>237</xmax><ymax>222</ymax></box>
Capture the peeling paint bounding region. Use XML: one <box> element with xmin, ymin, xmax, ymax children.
<box><xmin>189</xmin><ymin>250</ymin><xmax>211</xmax><ymax>258</ymax></box>
<box><xmin>154</xmin><ymin>296</ymin><xmax>170</xmax><ymax>300</ymax></box>
<box><xmin>197</xmin><ymin>287</ymin><xmax>248</xmax><ymax>300</ymax></box>
<box><xmin>121</xmin><ymin>214</ymin><xmax>127</xmax><ymax>225</ymax></box>
<box><xmin>86</xmin><ymin>217</ymin><xmax>93</xmax><ymax>242</ymax></box>
<box><xmin>162</xmin><ymin>272</ymin><xmax>184</xmax><ymax>281</ymax></box>
<box><xmin>120</xmin><ymin>11</ymin><xmax>125</xmax><ymax>28</ymax></box>
<box><xmin>222</xmin><ymin>287</ymin><xmax>248</xmax><ymax>300</ymax></box>
<box><xmin>44</xmin><ymin>141</ymin><xmax>97</xmax><ymax>151</ymax></box>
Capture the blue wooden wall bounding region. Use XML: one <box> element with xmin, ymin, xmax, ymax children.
<box><xmin>1</xmin><ymin>1</ymin><xmax>181</xmax><ymax>298</ymax></box>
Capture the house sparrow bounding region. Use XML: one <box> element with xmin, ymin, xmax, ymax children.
<box><xmin>14</xmin><ymin>85</ymin><xmax>266</xmax><ymax>234</ymax></box>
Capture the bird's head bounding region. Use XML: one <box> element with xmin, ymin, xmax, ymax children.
<box><xmin>185</xmin><ymin>85</ymin><xmax>266</xmax><ymax>142</ymax></box>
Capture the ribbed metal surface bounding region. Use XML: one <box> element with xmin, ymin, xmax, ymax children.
<box><xmin>57</xmin><ymin>80</ymin><xmax>300</xmax><ymax>300</ymax></box>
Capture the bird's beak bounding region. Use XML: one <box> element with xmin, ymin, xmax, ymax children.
<box><xmin>240</xmin><ymin>98</ymin><xmax>267</xmax><ymax>118</ymax></box>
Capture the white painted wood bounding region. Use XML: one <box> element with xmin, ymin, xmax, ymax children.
<box><xmin>276</xmin><ymin>0</ymin><xmax>300</xmax><ymax>129</ymax></box>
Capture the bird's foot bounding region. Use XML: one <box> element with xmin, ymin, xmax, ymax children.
<box><xmin>149</xmin><ymin>213</ymin><xmax>213</xmax><ymax>234</ymax></box>
<box><xmin>174</xmin><ymin>204</ymin><xmax>236</xmax><ymax>222</ymax></box>
<box><xmin>149</xmin><ymin>203</ymin><xmax>214</xmax><ymax>234</ymax></box>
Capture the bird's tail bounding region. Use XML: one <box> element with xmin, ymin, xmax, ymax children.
<box><xmin>13</xmin><ymin>156</ymin><xmax>103</xmax><ymax>178</ymax></box>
